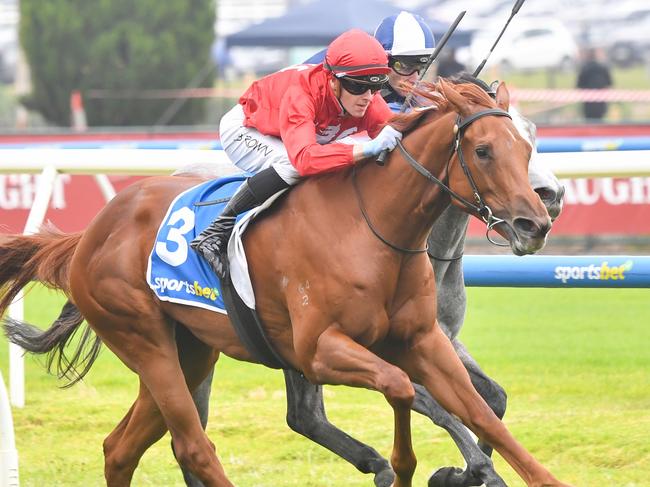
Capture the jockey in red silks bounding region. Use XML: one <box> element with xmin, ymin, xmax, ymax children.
<box><xmin>191</xmin><ymin>29</ymin><xmax>402</xmax><ymax>278</ymax></box>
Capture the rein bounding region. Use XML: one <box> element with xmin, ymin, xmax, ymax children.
<box><xmin>352</xmin><ymin>164</ymin><xmax>428</xmax><ymax>254</ymax></box>
<box><xmin>353</xmin><ymin>107</ymin><xmax>512</xmax><ymax>254</ymax></box>
<box><xmin>399</xmin><ymin>108</ymin><xmax>513</xmax><ymax>248</ymax></box>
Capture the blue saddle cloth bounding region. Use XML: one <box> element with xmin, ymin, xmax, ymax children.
<box><xmin>147</xmin><ymin>175</ymin><xmax>248</xmax><ymax>313</ymax></box>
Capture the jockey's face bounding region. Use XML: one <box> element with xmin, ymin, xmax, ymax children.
<box><xmin>388</xmin><ymin>56</ymin><xmax>427</xmax><ymax>97</ymax></box>
<box><xmin>331</xmin><ymin>78</ymin><xmax>375</xmax><ymax>118</ymax></box>
<box><xmin>388</xmin><ymin>69</ymin><xmax>418</xmax><ymax>97</ymax></box>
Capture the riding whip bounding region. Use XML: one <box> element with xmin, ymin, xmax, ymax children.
<box><xmin>472</xmin><ymin>0</ymin><xmax>526</xmax><ymax>77</ymax></box>
<box><xmin>376</xmin><ymin>10</ymin><xmax>466</xmax><ymax>166</ymax></box>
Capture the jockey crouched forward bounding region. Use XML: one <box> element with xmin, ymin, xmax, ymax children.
<box><xmin>191</xmin><ymin>29</ymin><xmax>402</xmax><ymax>277</ymax></box>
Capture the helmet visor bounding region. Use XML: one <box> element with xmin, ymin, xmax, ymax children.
<box><xmin>389</xmin><ymin>56</ymin><xmax>428</xmax><ymax>76</ymax></box>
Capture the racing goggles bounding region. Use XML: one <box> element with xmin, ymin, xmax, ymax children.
<box><xmin>389</xmin><ymin>56</ymin><xmax>429</xmax><ymax>76</ymax></box>
<box><xmin>339</xmin><ymin>74</ymin><xmax>388</xmax><ymax>95</ymax></box>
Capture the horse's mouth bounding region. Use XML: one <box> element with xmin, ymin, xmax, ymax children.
<box><xmin>512</xmin><ymin>239</ymin><xmax>544</xmax><ymax>256</ymax></box>
<box><xmin>496</xmin><ymin>218</ymin><xmax>549</xmax><ymax>256</ymax></box>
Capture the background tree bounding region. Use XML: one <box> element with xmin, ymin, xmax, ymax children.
<box><xmin>19</xmin><ymin>0</ymin><xmax>216</xmax><ymax>126</ymax></box>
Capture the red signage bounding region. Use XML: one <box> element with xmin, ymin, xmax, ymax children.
<box><xmin>468</xmin><ymin>176</ymin><xmax>650</xmax><ymax>237</ymax></box>
<box><xmin>0</xmin><ymin>174</ymin><xmax>143</xmax><ymax>234</ymax></box>
<box><xmin>1</xmin><ymin>173</ymin><xmax>649</xmax><ymax>237</ymax></box>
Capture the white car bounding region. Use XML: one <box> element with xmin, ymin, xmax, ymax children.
<box><xmin>458</xmin><ymin>18</ymin><xmax>579</xmax><ymax>72</ymax></box>
<box><xmin>586</xmin><ymin>6</ymin><xmax>650</xmax><ymax>66</ymax></box>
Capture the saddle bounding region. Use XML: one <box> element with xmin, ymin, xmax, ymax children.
<box><xmin>147</xmin><ymin>176</ymin><xmax>291</xmax><ymax>369</ymax></box>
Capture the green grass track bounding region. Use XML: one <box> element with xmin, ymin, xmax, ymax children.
<box><xmin>1</xmin><ymin>286</ymin><xmax>648</xmax><ymax>486</ymax></box>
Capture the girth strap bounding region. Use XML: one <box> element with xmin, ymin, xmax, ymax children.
<box><xmin>220</xmin><ymin>268</ymin><xmax>291</xmax><ymax>370</ymax></box>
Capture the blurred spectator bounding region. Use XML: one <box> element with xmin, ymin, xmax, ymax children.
<box><xmin>576</xmin><ymin>47</ymin><xmax>612</xmax><ymax>121</ymax></box>
<box><xmin>437</xmin><ymin>49</ymin><xmax>466</xmax><ymax>78</ymax></box>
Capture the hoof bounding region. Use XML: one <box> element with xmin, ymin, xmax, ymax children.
<box><xmin>428</xmin><ymin>466</ymin><xmax>474</xmax><ymax>487</ymax></box>
<box><xmin>428</xmin><ymin>465</ymin><xmax>507</xmax><ymax>487</ymax></box>
<box><xmin>374</xmin><ymin>468</ymin><xmax>396</xmax><ymax>487</ymax></box>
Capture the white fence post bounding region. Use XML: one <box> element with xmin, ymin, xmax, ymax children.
<box><xmin>0</xmin><ymin>373</ymin><xmax>19</xmax><ymax>487</ymax></box>
<box><xmin>8</xmin><ymin>165</ymin><xmax>58</xmax><ymax>408</ymax></box>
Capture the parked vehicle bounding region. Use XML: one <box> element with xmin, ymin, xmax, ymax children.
<box><xmin>458</xmin><ymin>17</ymin><xmax>579</xmax><ymax>72</ymax></box>
<box><xmin>587</xmin><ymin>13</ymin><xmax>650</xmax><ymax>67</ymax></box>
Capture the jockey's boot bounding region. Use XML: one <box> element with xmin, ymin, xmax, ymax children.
<box><xmin>191</xmin><ymin>167</ymin><xmax>289</xmax><ymax>278</ymax></box>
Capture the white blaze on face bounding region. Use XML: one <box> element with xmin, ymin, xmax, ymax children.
<box><xmin>509</xmin><ymin>106</ymin><xmax>562</xmax><ymax>193</ymax></box>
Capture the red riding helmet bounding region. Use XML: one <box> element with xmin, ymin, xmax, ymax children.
<box><xmin>324</xmin><ymin>29</ymin><xmax>391</xmax><ymax>78</ymax></box>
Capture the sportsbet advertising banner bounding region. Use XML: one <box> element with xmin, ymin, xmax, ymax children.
<box><xmin>463</xmin><ymin>255</ymin><xmax>649</xmax><ymax>287</ymax></box>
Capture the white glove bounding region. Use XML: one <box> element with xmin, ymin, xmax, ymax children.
<box><xmin>361</xmin><ymin>125</ymin><xmax>403</xmax><ymax>157</ymax></box>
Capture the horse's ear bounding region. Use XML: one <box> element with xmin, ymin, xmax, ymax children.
<box><xmin>438</xmin><ymin>77</ymin><xmax>472</xmax><ymax>117</ymax></box>
<box><xmin>495</xmin><ymin>82</ymin><xmax>510</xmax><ymax>111</ymax></box>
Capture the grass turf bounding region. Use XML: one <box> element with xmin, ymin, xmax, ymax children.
<box><xmin>1</xmin><ymin>285</ymin><xmax>648</xmax><ymax>486</ymax></box>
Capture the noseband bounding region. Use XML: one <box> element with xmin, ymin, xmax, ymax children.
<box><xmin>353</xmin><ymin>108</ymin><xmax>512</xmax><ymax>254</ymax></box>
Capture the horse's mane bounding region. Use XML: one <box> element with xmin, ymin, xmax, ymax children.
<box><xmin>389</xmin><ymin>74</ymin><xmax>498</xmax><ymax>136</ymax></box>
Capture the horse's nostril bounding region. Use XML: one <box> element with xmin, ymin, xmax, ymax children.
<box><xmin>535</xmin><ymin>185</ymin><xmax>566</xmax><ymax>204</ymax></box>
<box><xmin>513</xmin><ymin>217</ymin><xmax>550</xmax><ymax>237</ymax></box>
<box><xmin>535</xmin><ymin>187</ymin><xmax>554</xmax><ymax>203</ymax></box>
<box><xmin>513</xmin><ymin>217</ymin><xmax>536</xmax><ymax>235</ymax></box>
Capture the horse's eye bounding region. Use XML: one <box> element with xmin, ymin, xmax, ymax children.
<box><xmin>475</xmin><ymin>146</ymin><xmax>490</xmax><ymax>159</ymax></box>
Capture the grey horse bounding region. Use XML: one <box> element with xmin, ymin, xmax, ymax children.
<box><xmin>179</xmin><ymin>106</ymin><xmax>565</xmax><ymax>487</ymax></box>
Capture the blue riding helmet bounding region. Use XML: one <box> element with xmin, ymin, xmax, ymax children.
<box><xmin>304</xmin><ymin>12</ymin><xmax>435</xmax><ymax>66</ymax></box>
<box><xmin>374</xmin><ymin>11</ymin><xmax>435</xmax><ymax>57</ymax></box>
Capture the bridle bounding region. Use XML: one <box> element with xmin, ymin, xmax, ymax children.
<box><xmin>353</xmin><ymin>107</ymin><xmax>513</xmax><ymax>254</ymax></box>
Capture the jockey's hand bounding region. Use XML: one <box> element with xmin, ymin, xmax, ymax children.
<box><xmin>361</xmin><ymin>125</ymin><xmax>403</xmax><ymax>157</ymax></box>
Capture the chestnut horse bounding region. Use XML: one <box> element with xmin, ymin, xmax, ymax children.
<box><xmin>1</xmin><ymin>79</ymin><xmax>569</xmax><ymax>487</ymax></box>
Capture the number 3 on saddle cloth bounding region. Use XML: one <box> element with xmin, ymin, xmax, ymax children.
<box><xmin>147</xmin><ymin>175</ymin><xmax>291</xmax><ymax>370</ymax></box>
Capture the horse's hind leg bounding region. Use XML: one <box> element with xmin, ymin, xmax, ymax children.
<box><xmin>103</xmin><ymin>381</ymin><xmax>169</xmax><ymax>485</ymax></box>
<box><xmin>174</xmin><ymin>323</ymin><xmax>218</xmax><ymax>487</ymax></box>
<box><xmin>132</xmin><ymin>326</ymin><xmax>229</xmax><ymax>486</ymax></box>
<box><xmin>80</xmin><ymin>303</ymin><xmax>230</xmax><ymax>486</ymax></box>
<box><xmin>411</xmin><ymin>383</ymin><xmax>506</xmax><ymax>487</ymax></box>
<box><xmin>102</xmin><ymin>323</ymin><xmax>219</xmax><ymax>486</ymax></box>
<box><xmin>283</xmin><ymin>369</ymin><xmax>395</xmax><ymax>487</ymax></box>
<box><xmin>181</xmin><ymin>368</ymin><xmax>214</xmax><ymax>487</ymax></box>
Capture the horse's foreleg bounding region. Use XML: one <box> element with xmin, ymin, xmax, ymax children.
<box><xmin>412</xmin><ymin>340</ymin><xmax>507</xmax><ymax>487</ymax></box>
<box><xmin>428</xmin><ymin>338</ymin><xmax>508</xmax><ymax>487</ymax></box>
<box><xmin>303</xmin><ymin>327</ymin><xmax>416</xmax><ymax>487</ymax></box>
<box><xmin>401</xmin><ymin>321</ymin><xmax>567</xmax><ymax>487</ymax></box>
<box><xmin>284</xmin><ymin>369</ymin><xmax>395</xmax><ymax>487</ymax></box>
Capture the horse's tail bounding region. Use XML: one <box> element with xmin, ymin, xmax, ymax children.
<box><xmin>0</xmin><ymin>224</ymin><xmax>81</xmax><ymax>312</ymax></box>
<box><xmin>0</xmin><ymin>226</ymin><xmax>102</xmax><ymax>387</ymax></box>
<box><xmin>3</xmin><ymin>300</ymin><xmax>101</xmax><ymax>387</ymax></box>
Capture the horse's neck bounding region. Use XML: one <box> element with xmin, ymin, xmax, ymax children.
<box><xmin>354</xmin><ymin>112</ymin><xmax>457</xmax><ymax>250</ymax></box>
